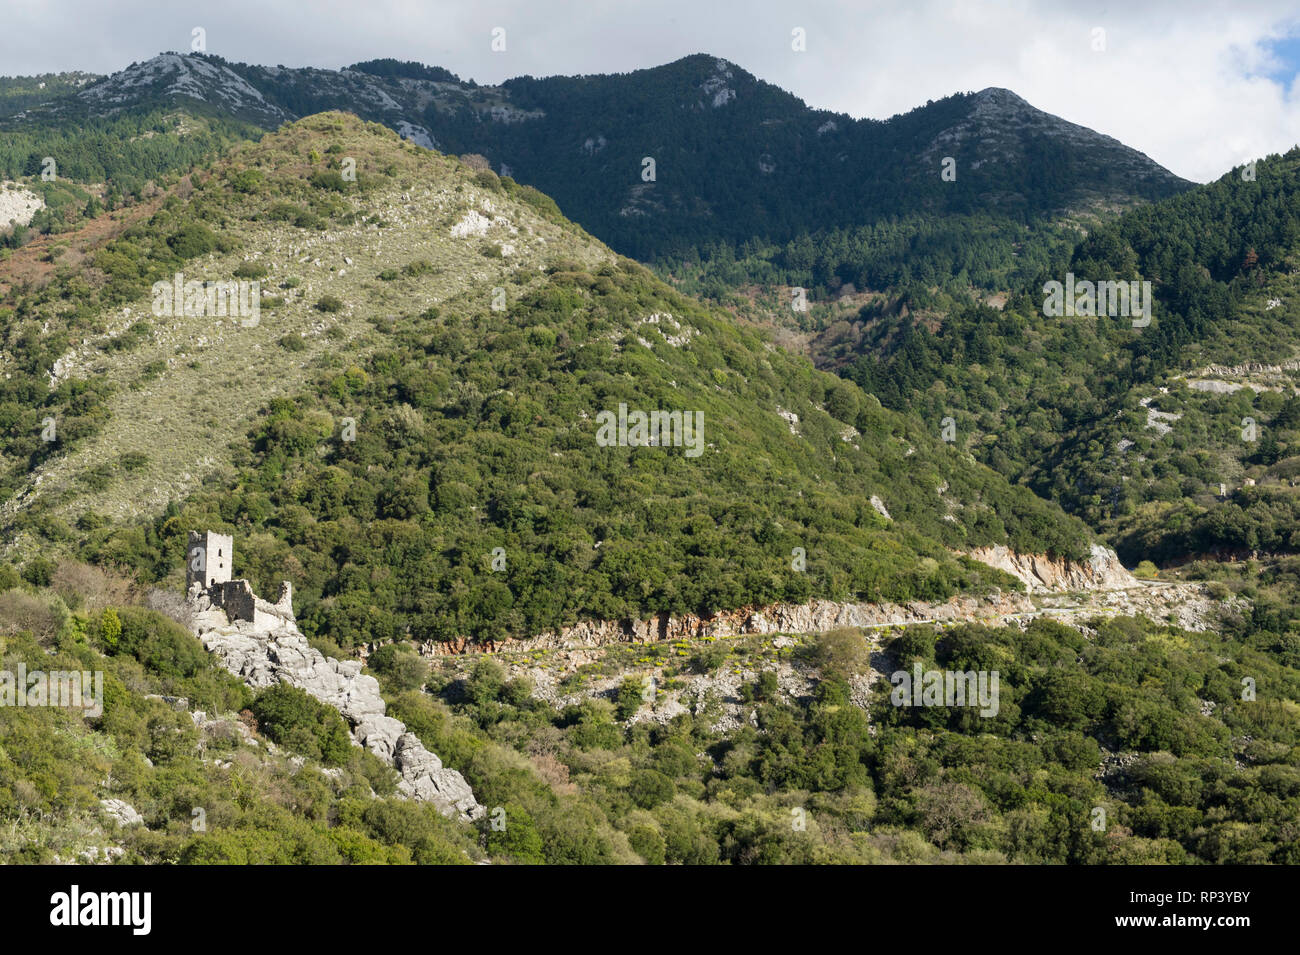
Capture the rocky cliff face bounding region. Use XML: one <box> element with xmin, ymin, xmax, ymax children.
<box><xmin>425</xmin><ymin>590</ymin><xmax>1040</xmax><ymax>655</ymax></box>
<box><xmin>185</xmin><ymin>592</ymin><xmax>483</xmax><ymax>822</ymax></box>
<box><xmin>966</xmin><ymin>543</ymin><xmax>1137</xmax><ymax>593</ymax></box>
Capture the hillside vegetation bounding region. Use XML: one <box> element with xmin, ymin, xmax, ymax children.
<box><xmin>842</xmin><ymin>149</ymin><xmax>1300</xmax><ymax>566</ymax></box>
<box><xmin>4</xmin><ymin>554</ymin><xmax>1297</xmax><ymax>865</ymax></box>
<box><xmin>0</xmin><ymin>76</ymin><xmax>1297</xmax><ymax>872</ymax></box>
<box><xmin>2</xmin><ymin>113</ymin><xmax>1091</xmax><ymax>653</ymax></box>
<box><xmin>0</xmin><ymin>566</ymin><xmax>480</xmax><ymax>864</ymax></box>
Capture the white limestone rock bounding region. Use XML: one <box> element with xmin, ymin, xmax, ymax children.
<box><xmin>100</xmin><ymin>798</ymin><xmax>144</xmax><ymax>827</ymax></box>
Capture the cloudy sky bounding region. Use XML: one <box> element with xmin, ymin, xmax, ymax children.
<box><xmin>4</xmin><ymin>0</ymin><xmax>1300</xmax><ymax>182</ymax></box>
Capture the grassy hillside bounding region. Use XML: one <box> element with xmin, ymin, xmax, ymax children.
<box><xmin>0</xmin><ymin>112</ymin><xmax>1295</xmax><ymax>871</ymax></box>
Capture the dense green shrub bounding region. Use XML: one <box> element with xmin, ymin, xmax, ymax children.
<box><xmin>251</xmin><ymin>684</ymin><xmax>353</xmax><ymax>765</ymax></box>
<box><xmin>367</xmin><ymin>644</ymin><xmax>428</xmax><ymax>693</ymax></box>
<box><xmin>167</xmin><ymin>223</ymin><xmax>218</xmax><ymax>259</ymax></box>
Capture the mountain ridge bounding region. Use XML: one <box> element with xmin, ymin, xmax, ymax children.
<box><xmin>4</xmin><ymin>51</ymin><xmax>1191</xmax><ymax>264</ymax></box>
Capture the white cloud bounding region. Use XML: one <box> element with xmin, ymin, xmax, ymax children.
<box><xmin>5</xmin><ymin>0</ymin><xmax>1299</xmax><ymax>181</ymax></box>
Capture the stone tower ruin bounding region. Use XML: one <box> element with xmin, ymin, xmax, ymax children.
<box><xmin>186</xmin><ymin>530</ymin><xmax>295</xmax><ymax>630</ymax></box>
<box><xmin>187</xmin><ymin>530</ymin><xmax>233</xmax><ymax>590</ymax></box>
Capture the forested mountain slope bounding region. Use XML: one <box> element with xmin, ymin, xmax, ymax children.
<box><xmin>0</xmin><ymin>113</ymin><xmax>1092</xmax><ymax>653</ymax></box>
<box><xmin>843</xmin><ymin>148</ymin><xmax>1300</xmax><ymax>564</ymax></box>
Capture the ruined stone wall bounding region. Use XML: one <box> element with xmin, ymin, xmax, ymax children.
<box><xmin>252</xmin><ymin>595</ymin><xmax>296</xmax><ymax>630</ymax></box>
<box><xmin>216</xmin><ymin>579</ymin><xmax>257</xmax><ymax>623</ymax></box>
<box><xmin>195</xmin><ymin>561</ymin><xmax>295</xmax><ymax>630</ymax></box>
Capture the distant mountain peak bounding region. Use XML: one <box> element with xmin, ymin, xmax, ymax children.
<box><xmin>970</xmin><ymin>87</ymin><xmax>1031</xmax><ymax>108</ymax></box>
<box><xmin>78</xmin><ymin>51</ymin><xmax>288</xmax><ymax>123</ymax></box>
<box><xmin>972</xmin><ymin>86</ymin><xmax>1026</xmax><ymax>100</ymax></box>
<box><xmin>913</xmin><ymin>85</ymin><xmax>1182</xmax><ymax>196</ymax></box>
<box><xmin>668</xmin><ymin>52</ymin><xmax>739</xmax><ymax>71</ymax></box>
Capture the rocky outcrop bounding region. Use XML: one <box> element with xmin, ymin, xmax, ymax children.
<box><xmin>966</xmin><ymin>543</ymin><xmax>1136</xmax><ymax>593</ymax></box>
<box><xmin>99</xmin><ymin>798</ymin><xmax>144</xmax><ymax>827</ymax></box>
<box><xmin>0</xmin><ymin>182</ymin><xmax>44</xmax><ymax>229</ymax></box>
<box><xmin>517</xmin><ymin>639</ymin><xmax>820</xmax><ymax>733</ymax></box>
<box><xmin>188</xmin><ymin>602</ymin><xmax>483</xmax><ymax>822</ymax></box>
<box><xmin>1194</xmin><ymin>359</ymin><xmax>1300</xmax><ymax>379</ymax></box>
<box><xmin>1032</xmin><ymin>581</ymin><xmax>1223</xmax><ymax>633</ymax></box>
<box><xmin>1177</xmin><ymin>359</ymin><xmax>1300</xmax><ymax>396</ymax></box>
<box><xmin>1186</xmin><ymin>379</ymin><xmax>1249</xmax><ymax>394</ymax></box>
